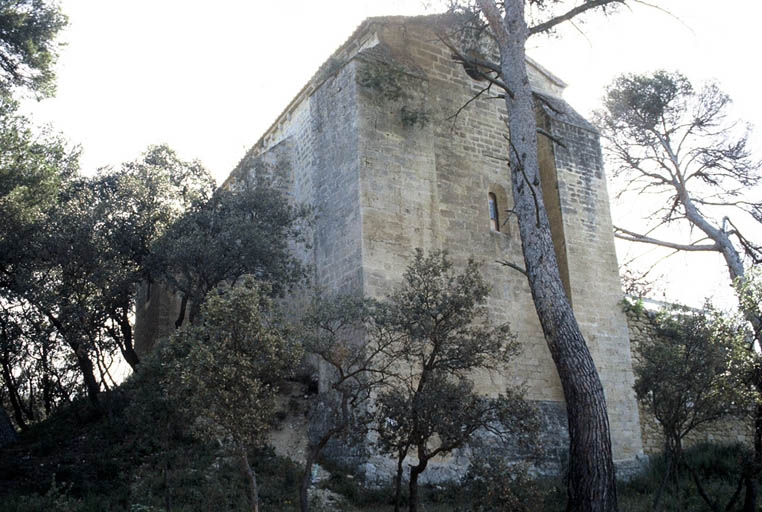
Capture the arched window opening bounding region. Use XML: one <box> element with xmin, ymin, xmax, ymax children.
<box><xmin>488</xmin><ymin>192</ymin><xmax>499</xmax><ymax>232</ymax></box>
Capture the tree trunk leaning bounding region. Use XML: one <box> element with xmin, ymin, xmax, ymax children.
<box><xmin>476</xmin><ymin>1</ymin><xmax>618</xmax><ymax>510</ymax></box>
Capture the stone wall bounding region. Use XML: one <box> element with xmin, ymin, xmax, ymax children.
<box><xmin>140</xmin><ymin>14</ymin><xmax>648</xmax><ymax>479</ymax></box>
<box><xmin>626</xmin><ymin>308</ymin><xmax>752</xmax><ymax>454</ymax></box>
<box><xmin>352</xmin><ymin>19</ymin><xmax>643</xmax><ymax>468</ymax></box>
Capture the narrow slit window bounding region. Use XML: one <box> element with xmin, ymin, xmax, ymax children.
<box><xmin>488</xmin><ymin>192</ymin><xmax>499</xmax><ymax>232</ymax></box>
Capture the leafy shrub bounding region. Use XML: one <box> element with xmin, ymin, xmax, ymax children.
<box><xmin>462</xmin><ymin>457</ymin><xmax>546</xmax><ymax>511</ymax></box>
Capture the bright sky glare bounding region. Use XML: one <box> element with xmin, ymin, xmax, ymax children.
<box><xmin>21</xmin><ymin>0</ymin><xmax>762</xmax><ymax>308</ymax></box>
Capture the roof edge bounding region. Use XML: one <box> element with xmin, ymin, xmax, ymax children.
<box><xmin>229</xmin><ymin>14</ymin><xmax>570</xmax><ymax>184</ymax></box>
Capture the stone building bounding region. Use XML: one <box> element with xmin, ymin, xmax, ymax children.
<box><xmin>137</xmin><ymin>14</ymin><xmax>645</xmax><ymax>478</ymax></box>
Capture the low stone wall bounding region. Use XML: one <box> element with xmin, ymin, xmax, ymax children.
<box><xmin>626</xmin><ymin>308</ymin><xmax>752</xmax><ymax>454</ymax></box>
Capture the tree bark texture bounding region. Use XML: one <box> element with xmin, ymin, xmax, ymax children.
<box><xmin>477</xmin><ymin>1</ymin><xmax>618</xmax><ymax>510</ymax></box>
<box><xmin>117</xmin><ymin>307</ymin><xmax>140</xmax><ymax>369</ymax></box>
<box><xmin>299</xmin><ymin>457</ymin><xmax>314</xmax><ymax>512</ymax></box>
<box><xmin>300</xmin><ymin>425</ymin><xmax>343</xmax><ymax>512</ymax></box>
<box><xmin>241</xmin><ymin>449</ymin><xmax>259</xmax><ymax>512</ymax></box>
<box><xmin>0</xmin><ymin>354</ymin><xmax>28</xmax><ymax>429</ymax></box>
<box><xmin>44</xmin><ymin>311</ymin><xmax>100</xmax><ymax>407</ymax></box>
<box><xmin>408</xmin><ymin>460</ymin><xmax>427</xmax><ymax>512</ymax></box>
<box><xmin>73</xmin><ymin>342</ymin><xmax>101</xmax><ymax>408</ymax></box>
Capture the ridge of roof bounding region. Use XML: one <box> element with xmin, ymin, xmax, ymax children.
<box><xmin>246</xmin><ymin>14</ymin><xmax>456</xmax><ymax>158</ymax></box>
<box><xmin>232</xmin><ymin>13</ymin><xmax>568</xmax><ymax>181</ymax></box>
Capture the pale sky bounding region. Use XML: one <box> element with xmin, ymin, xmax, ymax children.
<box><xmin>21</xmin><ymin>0</ymin><xmax>762</xmax><ymax>308</ymax></box>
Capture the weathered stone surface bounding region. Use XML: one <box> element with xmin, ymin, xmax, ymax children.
<box><xmin>233</xmin><ymin>15</ymin><xmax>644</xmax><ymax>474</ymax></box>
<box><xmin>141</xmin><ymin>14</ymin><xmax>648</xmax><ymax>478</ymax></box>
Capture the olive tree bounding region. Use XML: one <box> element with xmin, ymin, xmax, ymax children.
<box><xmin>155</xmin><ymin>277</ymin><xmax>302</xmax><ymax>512</ymax></box>
<box><xmin>373</xmin><ymin>250</ymin><xmax>538</xmax><ymax>512</ymax></box>
<box><xmin>298</xmin><ymin>294</ymin><xmax>395</xmax><ymax>512</ymax></box>
<box><xmin>634</xmin><ymin>306</ymin><xmax>752</xmax><ymax>511</ymax></box>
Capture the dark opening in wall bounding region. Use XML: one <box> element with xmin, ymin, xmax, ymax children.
<box><xmin>488</xmin><ymin>192</ymin><xmax>500</xmax><ymax>232</ymax></box>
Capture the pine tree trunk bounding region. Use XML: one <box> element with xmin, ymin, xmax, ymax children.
<box><xmin>477</xmin><ymin>2</ymin><xmax>618</xmax><ymax>510</ymax></box>
<box><xmin>678</xmin><ymin>178</ymin><xmax>762</xmax><ymax>512</ymax></box>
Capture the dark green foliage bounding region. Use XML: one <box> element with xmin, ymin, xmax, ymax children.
<box><xmin>0</xmin><ymin>0</ymin><xmax>67</xmax><ymax>97</ymax></box>
<box><xmin>0</xmin><ymin>95</ymin><xmax>78</xmax><ymax>287</ymax></box>
<box><xmin>0</xmin><ymin>96</ymin><xmax>84</xmax><ymax>418</ymax></box>
<box><xmin>634</xmin><ymin>305</ymin><xmax>752</xmax><ymax>510</ymax></box>
<box><xmin>602</xmin><ymin>71</ymin><xmax>693</xmax><ymax>142</ymax></box>
<box><xmin>619</xmin><ymin>296</ymin><xmax>645</xmax><ymax>318</ymax></box>
<box><xmin>161</xmin><ymin>278</ymin><xmax>302</xmax><ymax>448</ymax></box>
<box><xmin>2</xmin><ymin>143</ymin><xmax>215</xmax><ymax>412</ymax></box>
<box><xmin>634</xmin><ymin>306</ymin><xmax>751</xmax><ymax>448</ymax></box>
<box><xmin>372</xmin><ymin>250</ymin><xmax>538</xmax><ymax>511</ymax></box>
<box><xmin>252</xmin><ymin>446</ymin><xmax>302</xmax><ymax>510</ymax></box>
<box><xmin>132</xmin><ymin>278</ymin><xmax>302</xmax><ymax>511</ymax></box>
<box><xmin>618</xmin><ymin>443</ymin><xmax>755</xmax><ymax>512</ymax></box>
<box><xmin>151</xmin><ymin>166</ymin><xmax>308</xmax><ymax>327</ymax></box>
<box><xmin>462</xmin><ymin>457</ymin><xmax>546</xmax><ymax>512</ymax></box>
<box><xmin>0</xmin><ymin>395</ymin><xmax>304</xmax><ymax>511</ymax></box>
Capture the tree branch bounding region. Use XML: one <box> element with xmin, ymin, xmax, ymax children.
<box><xmin>529</xmin><ymin>0</ymin><xmax>625</xmax><ymax>36</ymax></box>
<box><xmin>537</xmin><ymin>127</ymin><xmax>567</xmax><ymax>149</ymax></box>
<box><xmin>497</xmin><ymin>260</ymin><xmax>527</xmax><ymax>276</ymax></box>
<box><xmin>446</xmin><ymin>82</ymin><xmax>493</xmax><ymax>123</ymax></box>
<box><xmin>437</xmin><ymin>34</ymin><xmax>515</xmax><ymax>99</ymax></box>
<box><xmin>614</xmin><ymin>226</ymin><xmax>720</xmax><ymax>252</ymax></box>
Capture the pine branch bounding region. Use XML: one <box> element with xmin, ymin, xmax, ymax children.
<box><xmin>529</xmin><ymin>0</ymin><xmax>625</xmax><ymax>36</ymax></box>
<box><xmin>614</xmin><ymin>226</ymin><xmax>720</xmax><ymax>252</ymax></box>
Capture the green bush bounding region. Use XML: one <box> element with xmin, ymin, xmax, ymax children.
<box><xmin>462</xmin><ymin>457</ymin><xmax>546</xmax><ymax>512</ymax></box>
<box><xmin>619</xmin><ymin>443</ymin><xmax>753</xmax><ymax>512</ymax></box>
